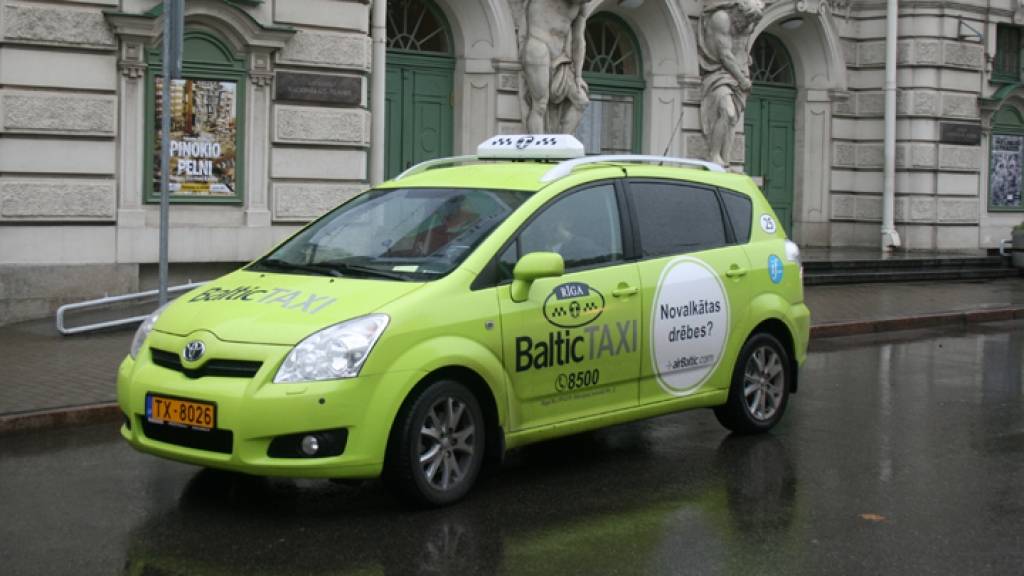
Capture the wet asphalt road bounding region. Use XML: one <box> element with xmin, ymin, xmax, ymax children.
<box><xmin>3</xmin><ymin>322</ymin><xmax>1024</xmax><ymax>576</ymax></box>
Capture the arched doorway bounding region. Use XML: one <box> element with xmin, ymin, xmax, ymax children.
<box><xmin>744</xmin><ymin>33</ymin><xmax>796</xmax><ymax>233</ymax></box>
<box><xmin>385</xmin><ymin>0</ymin><xmax>454</xmax><ymax>178</ymax></box>
<box><xmin>576</xmin><ymin>13</ymin><xmax>645</xmax><ymax>155</ymax></box>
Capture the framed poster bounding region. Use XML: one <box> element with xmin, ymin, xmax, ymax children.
<box><xmin>153</xmin><ymin>77</ymin><xmax>238</xmax><ymax>198</ymax></box>
<box><xmin>990</xmin><ymin>134</ymin><xmax>1024</xmax><ymax>210</ymax></box>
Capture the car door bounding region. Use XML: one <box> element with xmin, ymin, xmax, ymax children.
<box><xmin>624</xmin><ymin>179</ymin><xmax>754</xmax><ymax>404</ymax></box>
<box><xmin>496</xmin><ymin>182</ymin><xmax>642</xmax><ymax>431</ymax></box>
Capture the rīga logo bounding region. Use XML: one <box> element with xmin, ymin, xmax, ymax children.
<box><xmin>542</xmin><ymin>282</ymin><xmax>605</xmax><ymax>328</ymax></box>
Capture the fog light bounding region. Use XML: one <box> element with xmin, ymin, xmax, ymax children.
<box><xmin>267</xmin><ymin>428</ymin><xmax>348</xmax><ymax>458</ymax></box>
<box><xmin>301</xmin><ymin>435</ymin><xmax>320</xmax><ymax>456</ymax></box>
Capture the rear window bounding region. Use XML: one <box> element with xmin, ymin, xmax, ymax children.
<box><xmin>720</xmin><ymin>189</ymin><xmax>752</xmax><ymax>244</ymax></box>
<box><xmin>627</xmin><ymin>181</ymin><xmax>727</xmax><ymax>257</ymax></box>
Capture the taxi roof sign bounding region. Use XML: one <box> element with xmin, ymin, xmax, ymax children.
<box><xmin>477</xmin><ymin>135</ymin><xmax>585</xmax><ymax>160</ymax></box>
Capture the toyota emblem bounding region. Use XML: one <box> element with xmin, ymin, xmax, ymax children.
<box><xmin>183</xmin><ymin>340</ymin><xmax>206</xmax><ymax>363</ymax></box>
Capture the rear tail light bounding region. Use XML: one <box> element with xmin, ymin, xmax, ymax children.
<box><xmin>784</xmin><ymin>240</ymin><xmax>803</xmax><ymax>284</ymax></box>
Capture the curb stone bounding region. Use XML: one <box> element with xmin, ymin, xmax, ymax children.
<box><xmin>809</xmin><ymin>307</ymin><xmax>1024</xmax><ymax>338</ymax></box>
<box><xmin>0</xmin><ymin>403</ymin><xmax>120</xmax><ymax>436</ymax></box>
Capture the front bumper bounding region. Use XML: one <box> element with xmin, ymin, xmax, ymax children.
<box><xmin>117</xmin><ymin>330</ymin><xmax>423</xmax><ymax>478</ymax></box>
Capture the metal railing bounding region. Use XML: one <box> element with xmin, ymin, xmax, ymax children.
<box><xmin>56</xmin><ymin>281</ymin><xmax>205</xmax><ymax>336</ymax></box>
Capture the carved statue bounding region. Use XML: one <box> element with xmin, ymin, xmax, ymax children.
<box><xmin>698</xmin><ymin>0</ymin><xmax>764</xmax><ymax>166</ymax></box>
<box><xmin>509</xmin><ymin>0</ymin><xmax>595</xmax><ymax>133</ymax></box>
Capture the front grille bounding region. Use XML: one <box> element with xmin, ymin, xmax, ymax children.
<box><xmin>150</xmin><ymin>348</ymin><xmax>262</xmax><ymax>379</ymax></box>
<box><xmin>141</xmin><ymin>418</ymin><xmax>234</xmax><ymax>454</ymax></box>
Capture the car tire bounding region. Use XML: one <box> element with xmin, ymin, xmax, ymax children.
<box><xmin>385</xmin><ymin>379</ymin><xmax>486</xmax><ymax>507</ymax></box>
<box><xmin>714</xmin><ymin>332</ymin><xmax>791</xmax><ymax>434</ymax></box>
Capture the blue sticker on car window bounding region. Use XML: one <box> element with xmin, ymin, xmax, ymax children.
<box><xmin>768</xmin><ymin>255</ymin><xmax>784</xmax><ymax>284</ymax></box>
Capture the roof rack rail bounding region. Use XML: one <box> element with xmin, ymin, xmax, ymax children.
<box><xmin>540</xmin><ymin>155</ymin><xmax>726</xmax><ymax>183</ymax></box>
<box><xmin>393</xmin><ymin>155</ymin><xmax>479</xmax><ymax>181</ymax></box>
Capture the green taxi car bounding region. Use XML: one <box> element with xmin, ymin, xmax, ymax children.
<box><xmin>119</xmin><ymin>135</ymin><xmax>810</xmax><ymax>506</ymax></box>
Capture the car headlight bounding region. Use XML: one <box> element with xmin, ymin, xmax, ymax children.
<box><xmin>274</xmin><ymin>314</ymin><xmax>390</xmax><ymax>383</ymax></box>
<box><xmin>130</xmin><ymin>303</ymin><xmax>168</xmax><ymax>359</ymax></box>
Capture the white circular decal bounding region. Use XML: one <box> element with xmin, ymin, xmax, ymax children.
<box><xmin>651</xmin><ymin>258</ymin><xmax>730</xmax><ymax>396</ymax></box>
<box><xmin>760</xmin><ymin>214</ymin><xmax>777</xmax><ymax>234</ymax></box>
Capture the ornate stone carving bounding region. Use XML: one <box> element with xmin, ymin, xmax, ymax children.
<box><xmin>795</xmin><ymin>0</ymin><xmax>828</xmax><ymax>14</ymax></box>
<box><xmin>0</xmin><ymin>178</ymin><xmax>115</xmax><ymax>220</ymax></box>
<box><xmin>275</xmin><ymin>106</ymin><xmax>369</xmax><ymax>146</ymax></box>
<box><xmin>249</xmin><ymin>72</ymin><xmax>274</xmax><ymax>88</ymax></box>
<box><xmin>119</xmin><ymin>60</ymin><xmax>147</xmax><ymax>79</ymax></box>
<box><xmin>278</xmin><ymin>31</ymin><xmax>370</xmax><ymax>70</ymax></box>
<box><xmin>508</xmin><ymin>0</ymin><xmax>594</xmax><ymax>133</ymax></box>
<box><xmin>698</xmin><ymin>0</ymin><xmax>764</xmax><ymax>166</ymax></box>
<box><xmin>2</xmin><ymin>92</ymin><xmax>116</xmax><ymax>135</ymax></box>
<box><xmin>3</xmin><ymin>3</ymin><xmax>115</xmax><ymax>49</ymax></box>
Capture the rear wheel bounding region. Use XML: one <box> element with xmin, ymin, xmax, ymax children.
<box><xmin>714</xmin><ymin>332</ymin><xmax>791</xmax><ymax>434</ymax></box>
<box><xmin>385</xmin><ymin>380</ymin><xmax>485</xmax><ymax>506</ymax></box>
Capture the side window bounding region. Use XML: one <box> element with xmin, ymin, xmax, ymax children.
<box><xmin>496</xmin><ymin>242</ymin><xmax>518</xmax><ymax>284</ymax></box>
<box><xmin>519</xmin><ymin>184</ymin><xmax>623</xmax><ymax>270</ymax></box>
<box><xmin>720</xmin><ymin>190</ymin><xmax>752</xmax><ymax>244</ymax></box>
<box><xmin>628</xmin><ymin>182</ymin><xmax>727</xmax><ymax>257</ymax></box>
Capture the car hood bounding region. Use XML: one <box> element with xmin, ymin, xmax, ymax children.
<box><xmin>154</xmin><ymin>269</ymin><xmax>424</xmax><ymax>345</ymax></box>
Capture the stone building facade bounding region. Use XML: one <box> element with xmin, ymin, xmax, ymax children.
<box><xmin>0</xmin><ymin>0</ymin><xmax>1021</xmax><ymax>323</ymax></box>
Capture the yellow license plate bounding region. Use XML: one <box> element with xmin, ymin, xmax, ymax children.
<box><xmin>146</xmin><ymin>394</ymin><xmax>216</xmax><ymax>429</ymax></box>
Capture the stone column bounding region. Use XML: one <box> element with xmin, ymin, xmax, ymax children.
<box><xmin>245</xmin><ymin>50</ymin><xmax>275</xmax><ymax>228</ymax></box>
<box><xmin>116</xmin><ymin>40</ymin><xmax>148</xmax><ymax>229</ymax></box>
<box><xmin>794</xmin><ymin>89</ymin><xmax>833</xmax><ymax>246</ymax></box>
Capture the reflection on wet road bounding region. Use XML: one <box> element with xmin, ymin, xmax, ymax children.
<box><xmin>3</xmin><ymin>322</ymin><xmax>1023</xmax><ymax>575</ymax></box>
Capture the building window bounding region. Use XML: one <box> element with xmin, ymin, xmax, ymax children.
<box><xmin>144</xmin><ymin>31</ymin><xmax>247</xmax><ymax>204</ymax></box>
<box><xmin>994</xmin><ymin>25</ymin><xmax>1022</xmax><ymax>83</ymax></box>
<box><xmin>750</xmin><ymin>34</ymin><xmax>795</xmax><ymax>86</ymax></box>
<box><xmin>576</xmin><ymin>13</ymin><xmax>645</xmax><ymax>155</ymax></box>
<box><xmin>990</xmin><ymin>106</ymin><xmax>1024</xmax><ymax>211</ymax></box>
<box><xmin>387</xmin><ymin>0</ymin><xmax>450</xmax><ymax>54</ymax></box>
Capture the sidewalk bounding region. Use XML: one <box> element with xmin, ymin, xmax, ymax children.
<box><xmin>1</xmin><ymin>277</ymin><xmax>1023</xmax><ymax>431</ymax></box>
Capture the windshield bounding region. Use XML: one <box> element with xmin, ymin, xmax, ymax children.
<box><xmin>251</xmin><ymin>187</ymin><xmax>531</xmax><ymax>280</ymax></box>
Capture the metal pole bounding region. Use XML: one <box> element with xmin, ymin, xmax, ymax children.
<box><xmin>370</xmin><ymin>0</ymin><xmax>387</xmax><ymax>186</ymax></box>
<box><xmin>158</xmin><ymin>0</ymin><xmax>184</xmax><ymax>305</ymax></box>
<box><xmin>881</xmin><ymin>0</ymin><xmax>901</xmax><ymax>253</ymax></box>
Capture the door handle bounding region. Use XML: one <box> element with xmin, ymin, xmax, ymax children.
<box><xmin>725</xmin><ymin>266</ymin><xmax>748</xmax><ymax>278</ymax></box>
<box><xmin>612</xmin><ymin>285</ymin><xmax>639</xmax><ymax>298</ymax></box>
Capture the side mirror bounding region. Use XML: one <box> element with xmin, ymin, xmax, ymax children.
<box><xmin>510</xmin><ymin>252</ymin><xmax>564</xmax><ymax>303</ymax></box>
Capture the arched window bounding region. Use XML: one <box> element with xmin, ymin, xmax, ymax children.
<box><xmin>750</xmin><ymin>34</ymin><xmax>795</xmax><ymax>87</ymax></box>
<box><xmin>144</xmin><ymin>31</ymin><xmax>247</xmax><ymax>203</ymax></box>
<box><xmin>576</xmin><ymin>13</ymin><xmax>645</xmax><ymax>155</ymax></box>
<box><xmin>387</xmin><ymin>0</ymin><xmax>452</xmax><ymax>55</ymax></box>
<box><xmin>990</xmin><ymin>105</ymin><xmax>1024</xmax><ymax>211</ymax></box>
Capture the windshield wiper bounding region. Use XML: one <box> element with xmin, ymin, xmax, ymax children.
<box><xmin>320</xmin><ymin>261</ymin><xmax>413</xmax><ymax>281</ymax></box>
<box><xmin>256</xmin><ymin>258</ymin><xmax>343</xmax><ymax>277</ymax></box>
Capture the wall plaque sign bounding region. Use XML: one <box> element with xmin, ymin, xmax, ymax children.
<box><xmin>940</xmin><ymin>122</ymin><xmax>982</xmax><ymax>146</ymax></box>
<box><xmin>275</xmin><ymin>72</ymin><xmax>361</xmax><ymax>106</ymax></box>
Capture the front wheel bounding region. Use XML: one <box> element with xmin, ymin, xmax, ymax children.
<box><xmin>714</xmin><ymin>332</ymin><xmax>791</xmax><ymax>434</ymax></box>
<box><xmin>385</xmin><ymin>380</ymin><xmax>485</xmax><ymax>507</ymax></box>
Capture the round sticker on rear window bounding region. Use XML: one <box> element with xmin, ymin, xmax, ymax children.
<box><xmin>651</xmin><ymin>257</ymin><xmax>730</xmax><ymax>396</ymax></box>
<box><xmin>760</xmin><ymin>214</ymin><xmax>777</xmax><ymax>234</ymax></box>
